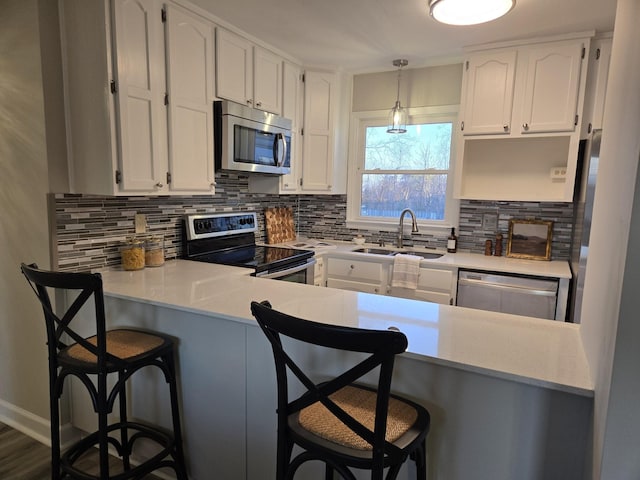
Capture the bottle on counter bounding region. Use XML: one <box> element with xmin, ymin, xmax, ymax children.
<box><xmin>447</xmin><ymin>227</ymin><xmax>458</xmax><ymax>253</ymax></box>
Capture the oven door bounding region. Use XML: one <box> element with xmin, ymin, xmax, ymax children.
<box><xmin>254</xmin><ymin>259</ymin><xmax>316</xmax><ymax>285</ymax></box>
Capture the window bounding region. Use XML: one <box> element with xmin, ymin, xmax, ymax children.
<box><xmin>347</xmin><ymin>107</ymin><xmax>459</xmax><ymax>230</ymax></box>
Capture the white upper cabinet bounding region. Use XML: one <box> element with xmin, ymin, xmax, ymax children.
<box><xmin>455</xmin><ymin>34</ymin><xmax>592</xmax><ymax>202</ymax></box>
<box><xmin>279</xmin><ymin>61</ymin><xmax>303</xmax><ymax>192</ymax></box>
<box><xmin>520</xmin><ymin>42</ymin><xmax>584</xmax><ymax>133</ymax></box>
<box><xmin>461</xmin><ymin>38</ymin><xmax>587</xmax><ymax>138</ymax></box>
<box><xmin>301</xmin><ymin>71</ymin><xmax>336</xmax><ymax>191</ymax></box>
<box><xmin>111</xmin><ymin>0</ymin><xmax>166</xmax><ymax>192</ymax></box>
<box><xmin>216</xmin><ymin>28</ymin><xmax>282</xmax><ymax>114</ymax></box>
<box><xmin>60</xmin><ymin>0</ymin><xmax>216</xmax><ymax>196</ymax></box>
<box><xmin>215</xmin><ymin>28</ymin><xmax>253</xmax><ymax>107</ymax></box>
<box><xmin>461</xmin><ymin>51</ymin><xmax>516</xmax><ymax>135</ymax></box>
<box><xmin>253</xmin><ymin>47</ymin><xmax>282</xmax><ymax>114</ymax></box>
<box><xmin>248</xmin><ymin>68</ymin><xmax>345</xmax><ymax>196</ymax></box>
<box><xmin>165</xmin><ymin>4</ymin><xmax>215</xmax><ymax>193</ymax></box>
<box><xmin>581</xmin><ymin>37</ymin><xmax>612</xmax><ymax>135</ymax></box>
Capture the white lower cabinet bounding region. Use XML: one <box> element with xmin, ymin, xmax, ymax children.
<box><xmin>390</xmin><ymin>267</ymin><xmax>457</xmax><ymax>305</ymax></box>
<box><xmin>325</xmin><ymin>257</ymin><xmax>389</xmax><ymax>295</ymax></box>
<box><xmin>324</xmin><ymin>255</ymin><xmax>457</xmax><ymax>304</ymax></box>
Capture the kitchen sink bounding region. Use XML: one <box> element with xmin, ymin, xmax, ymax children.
<box><xmin>352</xmin><ymin>247</ymin><xmax>396</xmax><ymax>255</ymax></box>
<box><xmin>352</xmin><ymin>248</ymin><xmax>443</xmax><ymax>259</ymax></box>
<box><xmin>393</xmin><ymin>251</ymin><xmax>443</xmax><ymax>260</ymax></box>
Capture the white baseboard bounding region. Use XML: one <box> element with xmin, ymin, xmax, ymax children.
<box><xmin>0</xmin><ymin>398</ymin><xmax>80</xmax><ymax>449</ymax></box>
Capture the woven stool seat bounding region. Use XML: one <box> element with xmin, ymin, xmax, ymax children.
<box><xmin>64</xmin><ymin>329</ymin><xmax>166</xmax><ymax>364</ymax></box>
<box><xmin>299</xmin><ymin>385</ymin><xmax>418</xmax><ymax>450</ymax></box>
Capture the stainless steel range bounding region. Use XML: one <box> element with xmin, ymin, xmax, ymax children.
<box><xmin>183</xmin><ymin>212</ymin><xmax>315</xmax><ymax>284</ymax></box>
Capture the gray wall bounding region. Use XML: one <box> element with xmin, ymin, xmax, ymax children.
<box><xmin>0</xmin><ymin>0</ymin><xmax>54</xmax><ymax>431</ymax></box>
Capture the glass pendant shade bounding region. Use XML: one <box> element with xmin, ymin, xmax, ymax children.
<box><xmin>429</xmin><ymin>0</ymin><xmax>515</xmax><ymax>26</ymax></box>
<box><xmin>387</xmin><ymin>101</ymin><xmax>407</xmax><ymax>134</ymax></box>
<box><xmin>387</xmin><ymin>59</ymin><xmax>408</xmax><ymax>134</ymax></box>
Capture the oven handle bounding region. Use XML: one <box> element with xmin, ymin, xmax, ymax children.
<box><xmin>255</xmin><ymin>258</ymin><xmax>316</xmax><ymax>279</ymax></box>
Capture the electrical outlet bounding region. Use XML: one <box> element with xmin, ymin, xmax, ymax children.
<box><xmin>482</xmin><ymin>213</ymin><xmax>498</xmax><ymax>231</ymax></box>
<box><xmin>134</xmin><ymin>214</ymin><xmax>147</xmax><ymax>234</ymax></box>
<box><xmin>550</xmin><ymin>166</ymin><xmax>567</xmax><ymax>179</ymax></box>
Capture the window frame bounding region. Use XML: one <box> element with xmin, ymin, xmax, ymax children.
<box><xmin>346</xmin><ymin>105</ymin><xmax>460</xmax><ymax>232</ymax></box>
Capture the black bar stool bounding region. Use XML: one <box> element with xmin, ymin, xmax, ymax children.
<box><xmin>251</xmin><ymin>300</ymin><xmax>431</xmax><ymax>480</ymax></box>
<box><xmin>21</xmin><ymin>263</ymin><xmax>187</xmax><ymax>480</ymax></box>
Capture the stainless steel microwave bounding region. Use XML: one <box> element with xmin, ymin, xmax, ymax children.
<box><xmin>214</xmin><ymin>100</ymin><xmax>292</xmax><ymax>175</ymax></box>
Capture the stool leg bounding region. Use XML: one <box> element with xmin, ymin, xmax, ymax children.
<box><xmin>50</xmin><ymin>369</ymin><xmax>61</xmax><ymax>480</ymax></box>
<box><xmin>97</xmin><ymin>371</ymin><xmax>110</xmax><ymax>478</ymax></box>
<box><xmin>165</xmin><ymin>351</ymin><xmax>187</xmax><ymax>479</ymax></box>
<box><xmin>118</xmin><ymin>369</ymin><xmax>131</xmax><ymax>471</ymax></box>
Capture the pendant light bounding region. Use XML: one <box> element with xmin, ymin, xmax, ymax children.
<box><xmin>387</xmin><ymin>59</ymin><xmax>408</xmax><ymax>134</ymax></box>
<box><xmin>429</xmin><ymin>0</ymin><xmax>515</xmax><ymax>26</ymax></box>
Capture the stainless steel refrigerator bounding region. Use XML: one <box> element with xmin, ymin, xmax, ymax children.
<box><xmin>569</xmin><ymin>129</ymin><xmax>602</xmax><ymax>323</ymax></box>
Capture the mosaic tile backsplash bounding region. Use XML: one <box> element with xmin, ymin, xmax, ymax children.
<box><xmin>54</xmin><ymin>172</ymin><xmax>575</xmax><ymax>271</ymax></box>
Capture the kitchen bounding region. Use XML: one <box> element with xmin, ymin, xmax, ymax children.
<box><xmin>2</xmin><ymin>0</ymin><xmax>640</xmax><ymax>479</ymax></box>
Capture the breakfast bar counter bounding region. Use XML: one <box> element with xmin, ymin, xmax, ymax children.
<box><xmin>76</xmin><ymin>259</ymin><xmax>593</xmax><ymax>480</ymax></box>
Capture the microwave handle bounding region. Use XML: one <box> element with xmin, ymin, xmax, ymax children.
<box><xmin>273</xmin><ymin>133</ymin><xmax>287</xmax><ymax>167</ymax></box>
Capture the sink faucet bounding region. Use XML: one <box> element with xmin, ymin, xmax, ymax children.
<box><xmin>397</xmin><ymin>208</ymin><xmax>419</xmax><ymax>248</ymax></box>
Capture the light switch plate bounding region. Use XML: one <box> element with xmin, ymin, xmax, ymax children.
<box><xmin>134</xmin><ymin>214</ymin><xmax>147</xmax><ymax>234</ymax></box>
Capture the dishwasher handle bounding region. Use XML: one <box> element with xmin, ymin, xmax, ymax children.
<box><xmin>457</xmin><ymin>276</ymin><xmax>557</xmax><ymax>297</ymax></box>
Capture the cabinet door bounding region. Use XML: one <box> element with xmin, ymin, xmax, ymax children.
<box><xmin>253</xmin><ymin>46</ymin><xmax>282</xmax><ymax>114</ymax></box>
<box><xmin>281</xmin><ymin>62</ymin><xmax>303</xmax><ymax>192</ymax></box>
<box><xmin>302</xmin><ymin>71</ymin><xmax>336</xmax><ymax>191</ymax></box>
<box><xmin>520</xmin><ymin>42</ymin><xmax>584</xmax><ymax>134</ymax></box>
<box><xmin>591</xmin><ymin>39</ymin><xmax>612</xmax><ymax>132</ymax></box>
<box><xmin>461</xmin><ymin>51</ymin><xmax>516</xmax><ymax>135</ymax></box>
<box><xmin>216</xmin><ymin>28</ymin><xmax>252</xmax><ymax>107</ymax></box>
<box><xmin>165</xmin><ymin>5</ymin><xmax>215</xmax><ymax>193</ymax></box>
<box><xmin>111</xmin><ymin>0</ymin><xmax>167</xmax><ymax>192</ymax></box>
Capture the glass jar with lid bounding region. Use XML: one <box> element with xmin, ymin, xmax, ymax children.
<box><xmin>121</xmin><ymin>237</ymin><xmax>145</xmax><ymax>270</ymax></box>
<box><xmin>145</xmin><ymin>235</ymin><xmax>165</xmax><ymax>267</ymax></box>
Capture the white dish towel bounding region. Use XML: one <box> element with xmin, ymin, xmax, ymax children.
<box><xmin>391</xmin><ymin>254</ymin><xmax>422</xmax><ymax>289</ymax></box>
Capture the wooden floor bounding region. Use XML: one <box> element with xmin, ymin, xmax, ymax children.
<box><xmin>0</xmin><ymin>422</ymin><xmax>163</xmax><ymax>479</ymax></box>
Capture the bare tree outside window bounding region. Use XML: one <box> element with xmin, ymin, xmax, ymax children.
<box><xmin>360</xmin><ymin>123</ymin><xmax>452</xmax><ymax>220</ymax></box>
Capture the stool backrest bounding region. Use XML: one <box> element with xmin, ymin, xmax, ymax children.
<box><xmin>21</xmin><ymin>263</ymin><xmax>124</xmax><ymax>369</ymax></box>
<box><xmin>250</xmin><ymin>300</ymin><xmax>409</xmax><ymax>460</ymax></box>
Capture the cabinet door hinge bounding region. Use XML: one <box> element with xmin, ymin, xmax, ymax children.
<box><xmin>575</xmin><ymin>114</ymin><xmax>579</xmax><ymax>126</ymax></box>
<box><xmin>164</xmin><ymin>93</ymin><xmax>169</xmax><ymax>106</ymax></box>
<box><xmin>581</xmin><ymin>47</ymin><xmax>585</xmax><ymax>59</ymax></box>
<box><xmin>161</xmin><ymin>8</ymin><xmax>166</xmax><ymax>23</ymax></box>
<box><xmin>115</xmin><ymin>170</ymin><xmax>122</xmax><ymax>184</ymax></box>
<box><xmin>110</xmin><ymin>80</ymin><xmax>117</xmax><ymax>94</ymax></box>
<box><xmin>596</xmin><ymin>48</ymin><xmax>601</xmax><ymax>60</ymax></box>
<box><xmin>166</xmin><ymin>171</ymin><xmax>172</xmax><ymax>185</ymax></box>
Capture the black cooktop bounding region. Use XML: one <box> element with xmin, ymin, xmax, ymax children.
<box><xmin>191</xmin><ymin>245</ymin><xmax>313</xmax><ymax>274</ymax></box>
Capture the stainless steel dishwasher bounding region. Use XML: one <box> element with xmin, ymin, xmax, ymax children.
<box><xmin>456</xmin><ymin>269</ymin><xmax>559</xmax><ymax>320</ymax></box>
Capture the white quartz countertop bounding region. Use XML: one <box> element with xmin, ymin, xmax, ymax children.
<box><xmin>99</xmin><ymin>259</ymin><xmax>592</xmax><ymax>397</ymax></box>
<box><xmin>277</xmin><ymin>239</ymin><xmax>572</xmax><ymax>278</ymax></box>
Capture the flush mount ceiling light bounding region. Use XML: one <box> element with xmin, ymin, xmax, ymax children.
<box><xmin>387</xmin><ymin>59</ymin><xmax>409</xmax><ymax>134</ymax></box>
<box><xmin>428</xmin><ymin>0</ymin><xmax>515</xmax><ymax>26</ymax></box>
